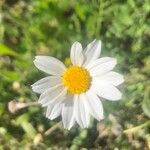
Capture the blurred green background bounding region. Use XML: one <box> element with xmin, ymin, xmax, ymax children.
<box><xmin>0</xmin><ymin>0</ymin><xmax>150</xmax><ymax>149</ymax></box>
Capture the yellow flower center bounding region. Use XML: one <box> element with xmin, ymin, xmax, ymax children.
<box><xmin>62</xmin><ymin>66</ymin><xmax>91</xmax><ymax>94</ymax></box>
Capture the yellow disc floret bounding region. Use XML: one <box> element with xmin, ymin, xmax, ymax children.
<box><xmin>62</xmin><ymin>66</ymin><xmax>91</xmax><ymax>94</ymax></box>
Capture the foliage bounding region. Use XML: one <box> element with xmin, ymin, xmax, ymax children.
<box><xmin>0</xmin><ymin>0</ymin><xmax>150</xmax><ymax>149</ymax></box>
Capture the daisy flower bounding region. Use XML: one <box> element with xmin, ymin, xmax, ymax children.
<box><xmin>32</xmin><ymin>40</ymin><xmax>124</xmax><ymax>129</ymax></box>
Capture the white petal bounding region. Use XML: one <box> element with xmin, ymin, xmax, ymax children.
<box><xmin>47</xmin><ymin>100</ymin><xmax>63</xmax><ymax>120</ymax></box>
<box><xmin>34</xmin><ymin>56</ymin><xmax>66</xmax><ymax>75</ymax></box>
<box><xmin>85</xmin><ymin>90</ymin><xmax>104</xmax><ymax>121</ymax></box>
<box><xmin>89</xmin><ymin>57</ymin><xmax>117</xmax><ymax>76</ymax></box>
<box><xmin>31</xmin><ymin>76</ymin><xmax>61</xmax><ymax>94</ymax></box>
<box><xmin>39</xmin><ymin>84</ymin><xmax>67</xmax><ymax>106</ymax></box>
<box><xmin>46</xmin><ymin>99</ymin><xmax>62</xmax><ymax>119</ymax></box>
<box><xmin>85</xmin><ymin>57</ymin><xmax>113</xmax><ymax>69</ymax></box>
<box><xmin>70</xmin><ymin>42</ymin><xmax>84</xmax><ymax>66</ymax></box>
<box><xmin>62</xmin><ymin>94</ymin><xmax>75</xmax><ymax>129</ymax></box>
<box><xmin>94</xmin><ymin>71</ymin><xmax>124</xmax><ymax>86</ymax></box>
<box><xmin>74</xmin><ymin>95</ymin><xmax>90</xmax><ymax>128</ymax></box>
<box><xmin>92</xmin><ymin>82</ymin><xmax>122</xmax><ymax>101</ymax></box>
<box><xmin>83</xmin><ymin>40</ymin><xmax>101</xmax><ymax>65</ymax></box>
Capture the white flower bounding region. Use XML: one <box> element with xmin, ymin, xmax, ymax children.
<box><xmin>32</xmin><ymin>40</ymin><xmax>124</xmax><ymax>129</ymax></box>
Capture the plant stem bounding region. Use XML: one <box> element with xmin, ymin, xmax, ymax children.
<box><xmin>124</xmin><ymin>121</ymin><xmax>150</xmax><ymax>134</ymax></box>
<box><xmin>44</xmin><ymin>122</ymin><xmax>62</xmax><ymax>136</ymax></box>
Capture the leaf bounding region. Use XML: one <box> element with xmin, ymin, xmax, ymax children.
<box><xmin>21</xmin><ymin>122</ymin><xmax>37</xmax><ymax>139</ymax></box>
<box><xmin>142</xmin><ymin>87</ymin><xmax>150</xmax><ymax>118</ymax></box>
<box><xmin>1</xmin><ymin>70</ymin><xmax>20</xmax><ymax>81</ymax></box>
<box><xmin>0</xmin><ymin>43</ymin><xmax>18</xmax><ymax>56</ymax></box>
<box><xmin>16</xmin><ymin>114</ymin><xmax>37</xmax><ymax>138</ymax></box>
<box><xmin>16</xmin><ymin>114</ymin><xmax>30</xmax><ymax>125</ymax></box>
<box><xmin>0</xmin><ymin>103</ymin><xmax>4</xmax><ymax>116</ymax></box>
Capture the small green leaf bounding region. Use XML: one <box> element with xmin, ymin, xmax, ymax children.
<box><xmin>0</xmin><ymin>43</ymin><xmax>18</xmax><ymax>56</ymax></box>
<box><xmin>142</xmin><ymin>88</ymin><xmax>150</xmax><ymax>118</ymax></box>
<box><xmin>21</xmin><ymin>122</ymin><xmax>37</xmax><ymax>139</ymax></box>
<box><xmin>0</xmin><ymin>103</ymin><xmax>4</xmax><ymax>116</ymax></box>
<box><xmin>16</xmin><ymin>114</ymin><xmax>30</xmax><ymax>125</ymax></box>
<box><xmin>1</xmin><ymin>70</ymin><xmax>20</xmax><ymax>81</ymax></box>
<box><xmin>16</xmin><ymin>114</ymin><xmax>37</xmax><ymax>138</ymax></box>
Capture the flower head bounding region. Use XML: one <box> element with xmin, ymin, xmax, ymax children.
<box><xmin>32</xmin><ymin>40</ymin><xmax>124</xmax><ymax>129</ymax></box>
